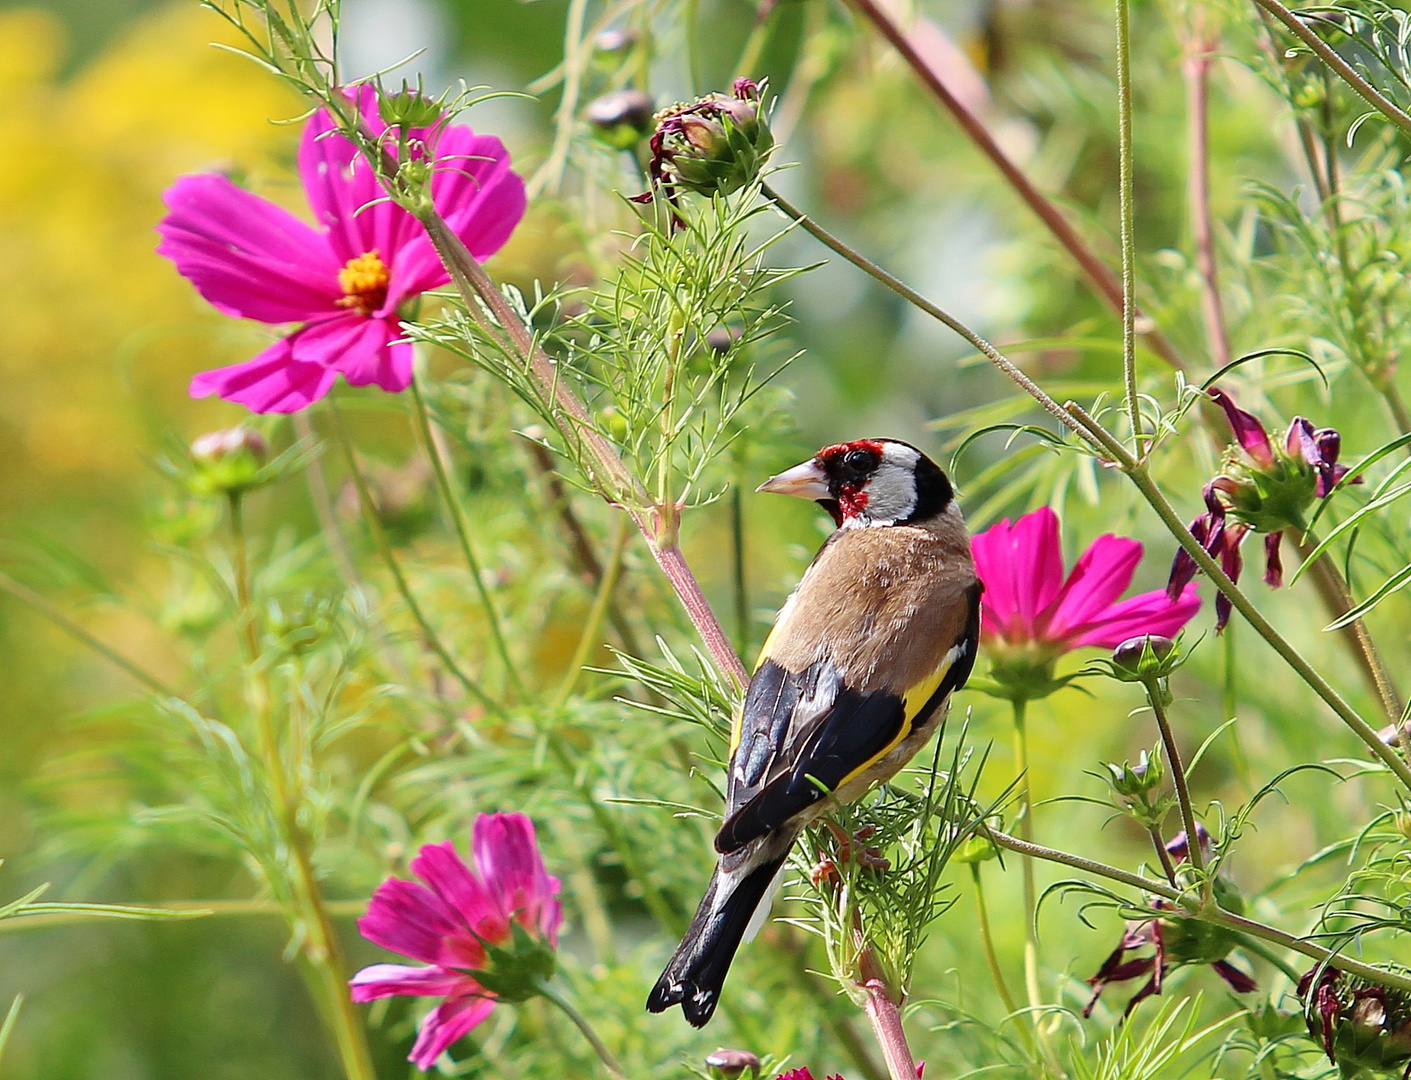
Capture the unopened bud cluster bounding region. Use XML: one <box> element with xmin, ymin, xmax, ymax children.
<box><xmin>188</xmin><ymin>427</ymin><xmax>268</xmax><ymax>496</ymax></box>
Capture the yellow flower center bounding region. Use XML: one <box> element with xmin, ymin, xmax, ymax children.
<box><xmin>336</xmin><ymin>250</ymin><xmax>390</xmax><ymax>315</ymax></box>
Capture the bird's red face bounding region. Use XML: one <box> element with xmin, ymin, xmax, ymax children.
<box><xmin>757</xmin><ymin>438</ymin><xmax>952</xmax><ymax>527</ymax></box>
<box><xmin>814</xmin><ymin>440</ymin><xmax>888</xmax><ymax>520</ymax></box>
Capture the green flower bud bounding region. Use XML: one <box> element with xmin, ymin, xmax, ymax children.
<box><xmin>1111</xmin><ymin>635</ymin><xmax>1180</xmax><ymax>681</ymax></box>
<box><xmin>377</xmin><ymin>81</ymin><xmax>446</xmax><ymax>130</ymax></box>
<box><xmin>586</xmin><ymin>89</ymin><xmax>655</xmax><ymax>150</ymax></box>
<box><xmin>954</xmin><ymin>834</ymin><xmax>998</xmax><ymax>865</ymax></box>
<box><xmin>594</xmin><ymin>26</ymin><xmax>638</xmax><ymax>54</ymax></box>
<box><xmin>189</xmin><ymin>427</ymin><xmax>268</xmax><ymax>496</ymax></box>
<box><xmin>1105</xmin><ymin>748</ymin><xmax>1164</xmax><ymax>799</ymax></box>
<box><xmin>705</xmin><ymin>1048</ymin><xmax>761</xmax><ymax>1079</ymax></box>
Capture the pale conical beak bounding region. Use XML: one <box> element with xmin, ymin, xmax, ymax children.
<box><xmin>756</xmin><ymin>459</ymin><xmax>831</xmax><ymax>500</ymax></box>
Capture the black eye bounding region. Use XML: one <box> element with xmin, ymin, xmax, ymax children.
<box><xmin>844</xmin><ymin>449</ymin><xmax>871</xmax><ymax>470</ymax></box>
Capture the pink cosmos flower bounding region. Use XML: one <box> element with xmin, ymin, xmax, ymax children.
<box><xmin>971</xmin><ymin>507</ymin><xmax>1201</xmax><ymax>658</ymax></box>
<box><xmin>157</xmin><ymin>86</ymin><xmax>525</xmax><ymax>413</ymax></box>
<box><xmin>350</xmin><ymin>813</ymin><xmax>562</xmax><ymax>1070</ymax></box>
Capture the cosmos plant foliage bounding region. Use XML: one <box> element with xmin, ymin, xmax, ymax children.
<box><xmin>7</xmin><ymin>0</ymin><xmax>1411</xmax><ymax>1076</ymax></box>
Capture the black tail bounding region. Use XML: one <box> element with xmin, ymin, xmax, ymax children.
<box><xmin>645</xmin><ymin>854</ymin><xmax>788</xmax><ymax>1027</ymax></box>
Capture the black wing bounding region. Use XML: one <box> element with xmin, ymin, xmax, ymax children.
<box><xmin>715</xmin><ymin>580</ymin><xmax>982</xmax><ymax>855</ymax></box>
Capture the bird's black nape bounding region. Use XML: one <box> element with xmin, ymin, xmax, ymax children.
<box><xmin>899</xmin><ymin>448</ymin><xmax>953</xmax><ymax>524</ymax></box>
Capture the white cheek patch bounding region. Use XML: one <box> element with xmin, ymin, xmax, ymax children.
<box><xmin>852</xmin><ymin>460</ymin><xmax>918</xmax><ymax>527</ymax></box>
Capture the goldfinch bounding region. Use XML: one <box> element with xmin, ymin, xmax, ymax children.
<box><xmin>647</xmin><ymin>438</ymin><xmax>981</xmax><ymax>1026</ymax></box>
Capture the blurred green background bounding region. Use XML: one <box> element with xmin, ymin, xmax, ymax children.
<box><xmin>0</xmin><ymin>0</ymin><xmax>1395</xmax><ymax>1074</ymax></box>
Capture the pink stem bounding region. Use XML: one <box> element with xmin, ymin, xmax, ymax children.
<box><xmin>407</xmin><ymin>213</ymin><xmax>748</xmax><ymax>687</ymax></box>
<box><xmin>861</xmin><ymin>980</ymin><xmax>918</xmax><ymax>1080</ymax></box>
<box><xmin>649</xmin><ymin>541</ymin><xmax>748</xmax><ymax>688</ymax></box>
<box><xmin>1183</xmin><ymin>22</ymin><xmax>1233</xmax><ymax>371</ymax></box>
<box><xmin>845</xmin><ymin>0</ymin><xmax>1185</xmax><ymax>371</ymax></box>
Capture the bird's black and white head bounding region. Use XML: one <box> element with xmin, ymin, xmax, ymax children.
<box><xmin>757</xmin><ymin>439</ymin><xmax>954</xmax><ymax>528</ymax></box>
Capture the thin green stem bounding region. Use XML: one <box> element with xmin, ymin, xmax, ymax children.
<box><xmin>536</xmin><ymin>980</ymin><xmax>630</xmax><ymax>1080</ymax></box>
<box><xmin>1010</xmin><ymin>700</ymin><xmax>1041</xmax><ymax>1022</ymax></box>
<box><xmin>0</xmin><ymin>570</ymin><xmax>175</xmax><ymax>698</ymax></box>
<box><xmin>760</xmin><ymin>182</ymin><xmax>1101</xmax><ymax>451</ymax></box>
<box><xmin>293</xmin><ymin>412</ymin><xmax>361</xmax><ymax>593</ymax></box>
<box><xmin>329</xmin><ymin>401</ymin><xmax>499</xmax><ymax>713</ymax></box>
<box><xmin>1008</xmin><ymin>701</ymin><xmax>1059</xmax><ymax>1076</ymax></box>
<box><xmin>409</xmin><ymin>376</ymin><xmax>525</xmax><ymax>698</ymax></box>
<box><xmin>1250</xmin><ymin>0</ymin><xmax>1411</xmax><ymax>138</ymax></box>
<box><xmin>985</xmin><ymin>827</ymin><xmax>1411</xmax><ymax>995</ymax></box>
<box><xmin>1297</xmin><ymin>533</ymin><xmax>1402</xmax><ymax>723</ymax></box>
<box><xmin>1141</xmin><ymin>680</ymin><xmax>1207</xmax><ymax>903</ymax></box>
<box><xmin>553</xmin><ymin>515</ymin><xmax>629</xmax><ymax>707</ymax></box>
<box><xmin>1064</xmin><ymin>407</ymin><xmax>1411</xmax><ymax>793</ymax></box>
<box><xmin>1115</xmin><ymin>0</ymin><xmax>1141</xmax><ymax>448</ymax></box>
<box><xmin>228</xmin><ymin>492</ymin><xmax>377</xmax><ymax>1080</ymax></box>
<box><xmin>970</xmin><ymin>864</ymin><xmax>1022</xmax><ymax>1019</ymax></box>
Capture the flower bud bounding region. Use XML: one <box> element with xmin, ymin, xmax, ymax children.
<box><xmin>1105</xmin><ymin>749</ymin><xmax>1164</xmax><ymax>799</ymax></box>
<box><xmin>189</xmin><ymin>427</ymin><xmax>268</xmax><ymax>495</ymax></box>
<box><xmin>594</xmin><ymin>26</ymin><xmax>638</xmax><ymax>53</ymax></box>
<box><xmin>377</xmin><ymin>82</ymin><xmax>446</xmax><ymax>130</ymax></box>
<box><xmin>586</xmin><ymin>90</ymin><xmax>655</xmax><ymax>150</ymax></box>
<box><xmin>953</xmin><ymin>834</ymin><xmax>998</xmax><ymax>865</ymax></box>
<box><xmin>635</xmin><ymin>78</ymin><xmax>774</xmax><ymax>206</ymax></box>
<box><xmin>1110</xmin><ymin>635</ymin><xmax>1180</xmax><ymax>681</ymax></box>
<box><xmin>705</xmin><ymin>1048</ymin><xmax>761</xmax><ymax>1079</ymax></box>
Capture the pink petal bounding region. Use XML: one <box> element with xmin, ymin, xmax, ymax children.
<box><xmin>410</xmin><ymin>841</ymin><xmax>501</xmax><ymax>935</ymax></box>
<box><xmin>969</xmin><ymin>519</ymin><xmax>1019</xmax><ymax>639</ymax></box>
<box><xmin>189</xmin><ymin>336</ymin><xmax>338</xmax><ymax>414</ymax></box>
<box><xmin>357</xmin><ymin>877</ymin><xmax>461</xmax><ymax>965</ymax></box>
<box><xmin>1069</xmin><ymin>583</ymin><xmax>1202</xmax><ymax>650</ymax></box>
<box><xmin>970</xmin><ymin>508</ymin><xmax>1065</xmax><ymax>642</ymax></box>
<box><xmin>157</xmin><ymin>174</ymin><xmax>341</xmax><ymax>323</ymax></box>
<box><xmin>409</xmin><ymin>993</ymin><xmax>497</xmax><ymax>1070</ymax></box>
<box><xmin>349</xmin><ymin>963</ymin><xmax>464</xmax><ymax>1003</ymax></box>
<box><xmin>290</xmin><ymin>314</ymin><xmax>412</xmax><ymax>392</ymax></box>
<box><xmin>298</xmin><ymin>89</ymin><xmax>423</xmax><ymax>272</ymax></box>
<box><xmin>392</xmin><ymin>126</ymin><xmax>528</xmax><ymax>298</ymax></box>
<box><xmin>1043</xmin><ymin>534</ymin><xmax>1142</xmax><ymax>641</ymax></box>
<box><xmin>472</xmin><ymin>813</ymin><xmax>563</xmax><ymax>944</ymax></box>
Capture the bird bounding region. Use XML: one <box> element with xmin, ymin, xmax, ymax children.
<box><xmin>646</xmin><ymin>438</ymin><xmax>981</xmax><ymax>1027</ymax></box>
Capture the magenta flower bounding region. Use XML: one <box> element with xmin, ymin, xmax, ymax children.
<box><xmin>157</xmin><ymin>86</ymin><xmax>525</xmax><ymax>413</ymax></box>
<box><xmin>350</xmin><ymin>813</ymin><xmax>562</xmax><ymax>1070</ymax></box>
<box><xmin>1167</xmin><ymin>388</ymin><xmax>1357</xmax><ymax>630</ymax></box>
<box><xmin>970</xmin><ymin>508</ymin><xmax>1200</xmax><ymax>700</ymax></box>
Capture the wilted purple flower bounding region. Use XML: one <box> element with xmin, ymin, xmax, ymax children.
<box><xmin>1084</xmin><ymin>828</ymin><xmax>1255</xmax><ymax>1017</ymax></box>
<box><xmin>1298</xmin><ymin>966</ymin><xmax>1411</xmax><ymax>1073</ymax></box>
<box><xmin>632</xmin><ymin>78</ymin><xmax>773</xmax><ymax>214</ymax></box>
<box><xmin>1167</xmin><ymin>388</ymin><xmax>1357</xmax><ymax>630</ymax></box>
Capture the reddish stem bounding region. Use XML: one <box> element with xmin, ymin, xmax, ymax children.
<box><xmin>861</xmin><ymin>980</ymin><xmax>918</xmax><ymax>1080</ymax></box>
<box><xmin>649</xmin><ymin>541</ymin><xmax>748</xmax><ymax>688</ymax></box>
<box><xmin>844</xmin><ymin>0</ymin><xmax>1186</xmax><ymax>371</ymax></box>
<box><xmin>1183</xmin><ymin>22</ymin><xmax>1233</xmax><ymax>370</ymax></box>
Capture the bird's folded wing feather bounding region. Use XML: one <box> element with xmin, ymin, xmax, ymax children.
<box><xmin>716</xmin><ymin>545</ymin><xmax>980</xmax><ymax>855</ymax></box>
